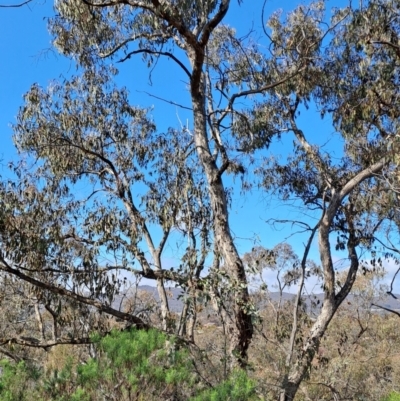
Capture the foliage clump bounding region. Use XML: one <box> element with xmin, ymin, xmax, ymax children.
<box><xmin>382</xmin><ymin>392</ymin><xmax>400</xmax><ymax>401</ymax></box>
<box><xmin>0</xmin><ymin>328</ymin><xmax>257</xmax><ymax>401</ymax></box>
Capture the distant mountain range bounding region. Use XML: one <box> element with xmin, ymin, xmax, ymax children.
<box><xmin>113</xmin><ymin>285</ymin><xmax>400</xmax><ymax>315</ymax></box>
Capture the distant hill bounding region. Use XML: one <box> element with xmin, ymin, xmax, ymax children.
<box><xmin>113</xmin><ymin>286</ymin><xmax>400</xmax><ymax>315</ymax></box>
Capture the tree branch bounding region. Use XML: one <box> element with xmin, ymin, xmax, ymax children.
<box><xmin>118</xmin><ymin>49</ymin><xmax>192</xmax><ymax>78</ymax></box>
<box><xmin>99</xmin><ymin>33</ymin><xmax>167</xmax><ymax>59</ymax></box>
<box><xmin>0</xmin><ymin>254</ymin><xmax>149</xmax><ymax>329</ymax></box>
<box><xmin>287</xmin><ymin>219</ymin><xmax>321</xmax><ymax>368</ymax></box>
<box><xmin>0</xmin><ymin>336</ymin><xmax>93</xmax><ymax>349</ymax></box>
<box><xmin>138</xmin><ymin>90</ymin><xmax>192</xmax><ymax>111</ymax></box>
<box><xmin>81</xmin><ymin>0</ymin><xmax>153</xmax><ymax>11</ymax></box>
<box><xmin>0</xmin><ymin>347</ymin><xmax>22</xmax><ymax>362</ymax></box>
<box><xmin>371</xmin><ymin>303</ymin><xmax>400</xmax><ymax>317</ymax></box>
<box><xmin>0</xmin><ymin>0</ymin><xmax>31</xmax><ymax>7</ymax></box>
<box><xmin>199</xmin><ymin>0</ymin><xmax>230</xmax><ymax>47</ymax></box>
<box><xmin>339</xmin><ymin>158</ymin><xmax>388</xmax><ymax>201</ymax></box>
<box><xmin>227</xmin><ymin>67</ymin><xmax>304</xmax><ymax>110</ymax></box>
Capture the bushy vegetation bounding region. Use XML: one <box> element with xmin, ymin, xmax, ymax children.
<box><xmin>2</xmin><ymin>303</ymin><xmax>399</xmax><ymax>401</ymax></box>
<box><xmin>0</xmin><ymin>328</ymin><xmax>257</xmax><ymax>401</ymax></box>
<box><xmin>382</xmin><ymin>393</ymin><xmax>400</xmax><ymax>401</ymax></box>
<box><xmin>0</xmin><ymin>360</ymin><xmax>40</xmax><ymax>401</ymax></box>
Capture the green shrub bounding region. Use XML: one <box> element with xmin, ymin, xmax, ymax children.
<box><xmin>382</xmin><ymin>392</ymin><xmax>400</xmax><ymax>401</ymax></box>
<box><xmin>0</xmin><ymin>329</ymin><xmax>258</xmax><ymax>401</ymax></box>
<box><xmin>190</xmin><ymin>369</ymin><xmax>258</xmax><ymax>401</ymax></box>
<box><xmin>0</xmin><ymin>360</ymin><xmax>40</xmax><ymax>401</ymax></box>
<box><xmin>80</xmin><ymin>328</ymin><xmax>197</xmax><ymax>399</ymax></box>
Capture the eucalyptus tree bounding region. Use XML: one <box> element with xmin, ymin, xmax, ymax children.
<box><xmin>1</xmin><ymin>0</ymin><xmax>321</xmax><ymax>371</ymax></box>
<box><xmin>0</xmin><ymin>66</ymin><xmax>212</xmax><ymax>340</ymax></box>
<box><xmin>2</xmin><ymin>0</ymin><xmax>400</xmax><ymax>399</ymax></box>
<box><xmin>45</xmin><ymin>0</ymin><xmax>327</xmax><ymax>368</ymax></box>
<box><xmin>47</xmin><ymin>0</ymin><xmax>277</xmax><ymax>367</ymax></box>
<box><xmin>251</xmin><ymin>1</ymin><xmax>400</xmax><ymax>398</ymax></box>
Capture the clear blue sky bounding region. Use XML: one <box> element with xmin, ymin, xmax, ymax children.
<box><xmin>1</xmin><ymin>0</ymin><xmax>397</xmax><ymax>293</ymax></box>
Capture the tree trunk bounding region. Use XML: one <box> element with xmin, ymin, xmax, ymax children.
<box><xmin>156</xmin><ymin>277</ymin><xmax>170</xmax><ymax>331</ymax></box>
<box><xmin>177</xmin><ymin>294</ymin><xmax>196</xmax><ymax>342</ymax></box>
<box><xmin>190</xmin><ymin>81</ymin><xmax>253</xmax><ymax>368</ymax></box>
<box><xmin>34</xmin><ymin>302</ymin><xmax>46</xmax><ymax>341</ymax></box>
<box><xmin>280</xmin><ymin>300</ymin><xmax>337</xmax><ymax>400</ymax></box>
<box><xmin>153</xmin><ymin>254</ymin><xmax>170</xmax><ymax>331</ymax></box>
